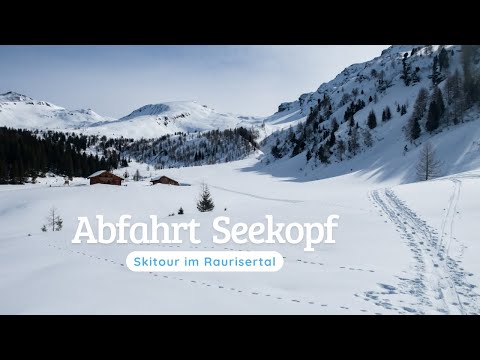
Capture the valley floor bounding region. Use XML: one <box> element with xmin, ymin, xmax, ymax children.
<box><xmin>0</xmin><ymin>156</ymin><xmax>479</xmax><ymax>314</ymax></box>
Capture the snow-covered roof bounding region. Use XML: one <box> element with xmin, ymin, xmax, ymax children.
<box><xmin>88</xmin><ymin>170</ymin><xmax>108</xmax><ymax>178</ymax></box>
<box><xmin>151</xmin><ymin>175</ymin><xmax>164</xmax><ymax>182</ymax></box>
<box><xmin>88</xmin><ymin>170</ymin><xmax>124</xmax><ymax>179</ymax></box>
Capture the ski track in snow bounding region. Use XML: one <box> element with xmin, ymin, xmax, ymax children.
<box><xmin>205</xmin><ymin>182</ymin><xmax>376</xmax><ymax>214</ymax></box>
<box><xmin>367</xmin><ymin>182</ymin><xmax>479</xmax><ymax>315</ymax></box>
<box><xmin>438</xmin><ymin>179</ymin><xmax>461</xmax><ymax>262</ymax></box>
<box><xmin>205</xmin><ymin>183</ymin><xmax>303</xmax><ymax>203</ymax></box>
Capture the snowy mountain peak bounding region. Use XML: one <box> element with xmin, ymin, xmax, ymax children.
<box><xmin>0</xmin><ymin>91</ymin><xmax>114</xmax><ymax>131</ymax></box>
<box><xmin>271</xmin><ymin>45</ymin><xmax>453</xmax><ymax>121</ymax></box>
<box><xmin>0</xmin><ymin>91</ymin><xmax>33</xmax><ymax>103</ymax></box>
<box><xmin>88</xmin><ymin>100</ymin><xmax>259</xmax><ymax>139</ymax></box>
<box><xmin>118</xmin><ymin>101</ymin><xmax>213</xmax><ymax>122</ymax></box>
<box><xmin>76</xmin><ymin>108</ymin><xmax>95</xmax><ymax>115</ymax></box>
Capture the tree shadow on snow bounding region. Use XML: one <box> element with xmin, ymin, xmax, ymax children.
<box><xmin>239</xmin><ymin>149</ymin><xmax>419</xmax><ymax>185</ymax></box>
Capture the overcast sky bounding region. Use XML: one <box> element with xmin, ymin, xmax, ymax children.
<box><xmin>0</xmin><ymin>45</ymin><xmax>388</xmax><ymax>118</ymax></box>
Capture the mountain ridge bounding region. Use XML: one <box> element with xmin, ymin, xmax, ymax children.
<box><xmin>257</xmin><ymin>44</ymin><xmax>480</xmax><ymax>184</ymax></box>
<box><xmin>0</xmin><ymin>93</ymin><xmax>270</xmax><ymax>139</ymax></box>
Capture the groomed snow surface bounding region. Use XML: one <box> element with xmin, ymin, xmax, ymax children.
<box><xmin>0</xmin><ymin>155</ymin><xmax>479</xmax><ymax>314</ymax></box>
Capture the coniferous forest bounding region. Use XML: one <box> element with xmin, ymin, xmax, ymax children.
<box><xmin>0</xmin><ymin>125</ymin><xmax>259</xmax><ymax>184</ymax></box>
<box><xmin>0</xmin><ymin>127</ymin><xmax>119</xmax><ymax>184</ymax></box>
<box><xmin>125</xmin><ymin>127</ymin><xmax>259</xmax><ymax>169</ymax></box>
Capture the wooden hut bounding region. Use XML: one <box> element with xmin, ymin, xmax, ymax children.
<box><xmin>88</xmin><ymin>170</ymin><xmax>124</xmax><ymax>186</ymax></box>
<box><xmin>150</xmin><ymin>175</ymin><xmax>179</xmax><ymax>186</ymax></box>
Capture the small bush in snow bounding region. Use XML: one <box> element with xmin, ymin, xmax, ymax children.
<box><xmin>43</xmin><ymin>206</ymin><xmax>63</xmax><ymax>232</ymax></box>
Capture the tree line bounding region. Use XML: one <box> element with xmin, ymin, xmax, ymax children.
<box><xmin>0</xmin><ymin>127</ymin><xmax>119</xmax><ymax>184</ymax></box>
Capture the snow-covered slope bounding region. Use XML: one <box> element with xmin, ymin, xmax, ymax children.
<box><xmin>0</xmin><ymin>91</ymin><xmax>114</xmax><ymax>131</ymax></box>
<box><xmin>262</xmin><ymin>110</ymin><xmax>480</xmax><ymax>184</ymax></box>
<box><xmin>0</xmin><ymin>157</ymin><xmax>479</xmax><ymax>314</ymax></box>
<box><xmin>259</xmin><ymin>45</ymin><xmax>480</xmax><ymax>183</ymax></box>
<box><xmin>1</xmin><ymin>45</ymin><xmax>480</xmax><ymax>314</ymax></box>
<box><xmin>267</xmin><ymin>45</ymin><xmax>432</xmax><ymax>121</ymax></box>
<box><xmin>86</xmin><ymin>101</ymin><xmax>264</xmax><ymax>139</ymax></box>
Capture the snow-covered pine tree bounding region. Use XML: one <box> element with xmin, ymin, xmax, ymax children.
<box><xmin>336</xmin><ymin>139</ymin><xmax>346</xmax><ymax>161</ymax></box>
<box><xmin>385</xmin><ymin>106</ymin><xmax>392</xmax><ymax>121</ymax></box>
<box><xmin>401</xmin><ymin>53</ymin><xmax>412</xmax><ymax>86</ymax></box>
<box><xmin>412</xmin><ymin>88</ymin><xmax>429</xmax><ymax>121</ymax></box>
<box><xmin>367</xmin><ymin>110</ymin><xmax>377</xmax><ymax>129</ymax></box>
<box><xmin>197</xmin><ymin>183</ymin><xmax>215</xmax><ymax>212</ymax></box>
<box><xmin>362</xmin><ymin>128</ymin><xmax>373</xmax><ymax>147</ymax></box>
<box><xmin>429</xmin><ymin>55</ymin><xmax>443</xmax><ymax>86</ymax></box>
<box><xmin>348</xmin><ymin>126</ymin><xmax>360</xmax><ymax>156</ymax></box>
<box><xmin>438</xmin><ymin>47</ymin><xmax>450</xmax><ymax>71</ymax></box>
<box><xmin>133</xmin><ymin>169</ymin><xmax>141</xmax><ymax>181</ymax></box>
<box><xmin>426</xmin><ymin>101</ymin><xmax>440</xmax><ymax>133</ymax></box>
<box><xmin>411</xmin><ymin>117</ymin><xmax>421</xmax><ymax>140</ymax></box>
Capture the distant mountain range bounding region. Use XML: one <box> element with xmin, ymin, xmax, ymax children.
<box><xmin>0</xmin><ymin>91</ymin><xmax>114</xmax><ymax>131</ymax></box>
<box><xmin>0</xmin><ymin>92</ymin><xmax>287</xmax><ymax>139</ymax></box>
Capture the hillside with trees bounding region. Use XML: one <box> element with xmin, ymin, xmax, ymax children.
<box><xmin>123</xmin><ymin>127</ymin><xmax>259</xmax><ymax>169</ymax></box>
<box><xmin>0</xmin><ymin>128</ymin><xmax>119</xmax><ymax>184</ymax></box>
<box><xmin>0</xmin><ymin>125</ymin><xmax>259</xmax><ymax>184</ymax></box>
<box><xmin>260</xmin><ymin>45</ymin><xmax>480</xmax><ymax>180</ymax></box>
